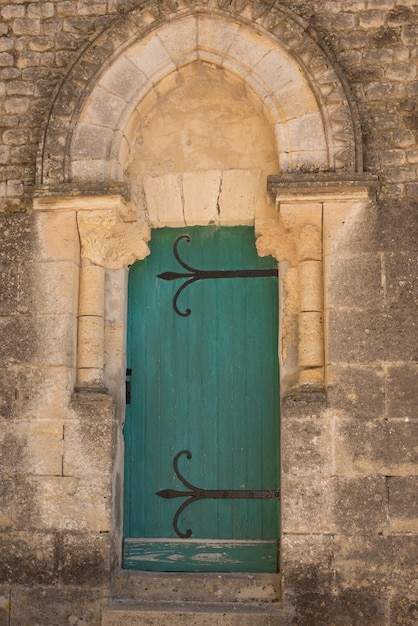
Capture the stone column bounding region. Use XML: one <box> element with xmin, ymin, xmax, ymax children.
<box><xmin>296</xmin><ymin>225</ymin><xmax>324</xmax><ymax>389</ymax></box>
<box><xmin>261</xmin><ymin>173</ymin><xmax>376</xmax><ymax>397</ymax></box>
<box><xmin>33</xmin><ymin>192</ymin><xmax>151</xmax><ymax>394</ymax></box>
<box><xmin>75</xmin><ymin>198</ymin><xmax>151</xmax><ymax>392</ymax></box>
<box><xmin>75</xmin><ymin>259</ymin><xmax>106</xmax><ymax>391</ymax></box>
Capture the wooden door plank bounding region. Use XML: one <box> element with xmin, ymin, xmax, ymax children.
<box><xmin>124</xmin><ymin>539</ymin><xmax>278</xmax><ymax>573</ymax></box>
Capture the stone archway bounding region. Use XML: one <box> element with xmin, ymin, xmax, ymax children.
<box><xmin>31</xmin><ymin>4</ymin><xmax>376</xmax><ymax>605</ymax></box>
<box><xmin>39</xmin><ymin>4</ymin><xmax>361</xmax><ymax>188</ymax></box>
<box><xmin>34</xmin><ymin>2</ymin><xmax>367</xmax><ymax>395</ymax></box>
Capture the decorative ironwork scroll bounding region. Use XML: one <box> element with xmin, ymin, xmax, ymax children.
<box><xmin>157</xmin><ymin>234</ymin><xmax>278</xmax><ymax>317</ymax></box>
<box><xmin>156</xmin><ymin>450</ymin><xmax>280</xmax><ymax>539</ymax></box>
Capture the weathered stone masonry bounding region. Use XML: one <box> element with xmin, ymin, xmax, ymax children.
<box><xmin>0</xmin><ymin>1</ymin><xmax>417</xmax><ymax>625</ymax></box>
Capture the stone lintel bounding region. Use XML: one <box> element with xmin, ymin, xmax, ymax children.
<box><xmin>32</xmin><ymin>190</ymin><xmax>131</xmax><ymax>215</ymax></box>
<box><xmin>30</xmin><ymin>183</ymin><xmax>128</xmax><ymax>198</ymax></box>
<box><xmin>267</xmin><ymin>172</ymin><xmax>378</xmax><ymax>202</ymax></box>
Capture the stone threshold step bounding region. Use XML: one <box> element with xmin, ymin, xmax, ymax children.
<box><xmin>102</xmin><ymin>601</ymin><xmax>289</xmax><ymax>626</ymax></box>
<box><xmin>113</xmin><ymin>570</ymin><xmax>280</xmax><ymax>603</ymax></box>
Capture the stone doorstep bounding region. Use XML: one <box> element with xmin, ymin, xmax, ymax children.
<box><xmin>113</xmin><ymin>571</ymin><xmax>281</xmax><ymax>604</ymax></box>
<box><xmin>101</xmin><ymin>600</ymin><xmax>288</xmax><ymax>626</ymax></box>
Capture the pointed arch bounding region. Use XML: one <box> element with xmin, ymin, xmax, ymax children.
<box><xmin>37</xmin><ymin>1</ymin><xmax>362</xmax><ymax>187</ymax></box>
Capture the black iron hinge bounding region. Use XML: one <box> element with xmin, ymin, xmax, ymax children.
<box><xmin>125</xmin><ymin>368</ymin><xmax>132</xmax><ymax>405</ymax></box>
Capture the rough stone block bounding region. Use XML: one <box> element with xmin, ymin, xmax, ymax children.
<box><xmin>281</xmin><ymin>534</ymin><xmax>335</xmax><ymax>601</ymax></box>
<box><xmin>35</xmin><ymin>210</ymin><xmax>80</xmax><ymax>262</ymax></box>
<box><xmin>325</xmin><ymin>252</ymin><xmax>383</xmax><ymax>310</ymax></box>
<box><xmin>0</xmin><ymin>480</ymin><xmax>13</xmax><ymax>530</ymax></box>
<box><xmin>287</xmin><ymin>112</ymin><xmax>327</xmax><ymax>152</ymax></box>
<box><xmin>34</xmin><ymin>260</ymin><xmax>78</xmax><ymax>316</ymax></box>
<box><xmin>0</xmin><ymin>423</ymin><xmax>28</xmax><ymax>477</ymax></box>
<box><xmin>3</xmin><ymin>129</ymin><xmax>30</xmax><ymax>146</ymax></box>
<box><xmin>35</xmin><ymin>313</ymin><xmax>76</xmax><ymax>367</ymax></box>
<box><xmin>144</xmin><ymin>174</ymin><xmax>184</xmax><ymax>227</ymax></box>
<box><xmin>276</xmin><ymin>79</ymin><xmax>318</xmax><ymax>122</ymax></box>
<box><xmin>281</xmin><ymin>474</ymin><xmax>332</xmax><ymax>534</ymax></box>
<box><xmin>388</xmin><ymin>476</ymin><xmax>418</xmax><ymax>532</ymax></box>
<box><xmin>227</xmin><ymin>28</ymin><xmax>272</xmax><ymax>72</ymax></box>
<box><xmin>0</xmin><ymin>214</ymin><xmax>34</xmax><ymax>263</ymax></box>
<box><xmin>386</xmin><ymin>63</ymin><xmax>417</xmax><ymax>82</ymax></box>
<box><xmin>1</xmin><ymin>6</ymin><xmax>25</xmax><ymax>19</ymax></box>
<box><xmin>197</xmin><ymin>14</ymin><xmax>239</xmax><ymax>56</ymax></box>
<box><xmin>99</xmin><ymin>54</ymin><xmax>148</xmax><ymax>102</ymax></box>
<box><xmin>282</xmin><ymin>417</ymin><xmax>332</xmax><ymax>476</ymax></box>
<box><xmin>10</xmin><ymin>586</ymin><xmax>107</xmax><ymax>626</ymax></box>
<box><xmin>255</xmin><ymin>47</ymin><xmax>300</xmax><ymax>94</ymax></box>
<box><xmin>328</xmin><ymin>304</ymin><xmax>416</xmax><ymax>366</ymax></box>
<box><xmin>383</xmin><ymin>309</ymin><xmax>418</xmax><ymax>361</ymax></box>
<box><xmin>84</xmin><ymin>85</ymin><xmax>127</xmax><ymax>128</ymax></box>
<box><xmin>406</xmin><ymin>182</ymin><xmax>418</xmax><ymax>198</ymax></box>
<box><xmin>359</xmin><ymin>10</ymin><xmax>386</xmax><ymax>29</ymax></box>
<box><xmin>12</xmin><ymin>19</ymin><xmax>41</xmax><ymax>36</ymax></box>
<box><xmin>127</xmin><ymin>34</ymin><xmax>175</xmax><ymax>79</ymax></box>
<box><xmin>27</xmin><ymin>2</ymin><xmax>55</xmax><ymax>19</ymax></box>
<box><xmin>335</xmin><ymin>419</ymin><xmax>418</xmax><ymax>476</ymax></box>
<box><xmin>63</xmin><ymin>415</ymin><xmax>114</xmax><ymax>477</ymax></box>
<box><xmin>380</xmin><ymin>149</ymin><xmax>406</xmax><ymax>167</ymax></box>
<box><xmin>327</xmin><ymin>364</ymin><xmax>385</xmax><ymax>419</ymax></box>
<box><xmin>334</xmin><ymin>534</ymin><xmax>392</xmax><ymax>591</ymax></box>
<box><xmin>387</xmin><ymin>364</ymin><xmax>418</xmax><ymax>419</ymax></box>
<box><xmin>26</xmin><ymin>420</ymin><xmax>64</xmax><ymax>476</ymax></box>
<box><xmin>324</xmin><ymin>198</ymin><xmax>379</xmax><ymax>256</ymax></box>
<box><xmin>0</xmin><ymin>585</ymin><xmax>9</xmax><ymax>626</ymax></box>
<box><xmin>331</xmin><ymin>589</ymin><xmax>388</xmax><ymax>625</ymax></box>
<box><xmin>390</xmin><ymin>535</ymin><xmax>418</xmax><ymax>624</ymax></box>
<box><xmin>72</xmin><ymin>123</ymin><xmax>113</xmax><ymax>160</ymax></box>
<box><xmin>384</xmin><ymin>251</ymin><xmax>418</xmax><ymax>309</ymax></box>
<box><xmin>71</xmin><ymin>158</ymin><xmax>109</xmax><ymax>184</ymax></box>
<box><xmin>327</xmin><ymin>309</ymin><xmax>386</xmax><ymax>363</ymax></box>
<box><xmin>11</xmin><ymin>476</ymin><xmax>40</xmax><ymax>530</ymax></box>
<box><xmin>333</xmin><ymin>13</ymin><xmax>356</xmax><ymax>30</ymax></box>
<box><xmin>8</xmin><ymin>366</ymin><xmax>75</xmax><ymax>423</ymax></box>
<box><xmin>182</xmin><ymin>170</ymin><xmax>221</xmax><ymax>226</ymax></box>
<box><xmin>0</xmin><ymin>264</ymin><xmax>20</xmax><ymax>315</ymax></box>
<box><xmin>0</xmin><ymin>316</ymin><xmax>35</xmax><ymax>366</ymax></box>
<box><xmin>157</xmin><ymin>15</ymin><xmax>197</xmax><ymax>60</ymax></box>
<box><xmin>390</xmin><ymin>595</ymin><xmax>418</xmax><ymax>626</ymax></box>
<box><xmin>0</xmin><ymin>145</ymin><xmax>10</xmax><ymax>164</ymax></box>
<box><xmin>331</xmin><ymin>476</ymin><xmax>387</xmax><ymax>535</ymax></box>
<box><xmin>4</xmin><ymin>96</ymin><xmax>30</xmax><ymax>115</ymax></box>
<box><xmin>58</xmin><ymin>531</ymin><xmax>111</xmax><ymax>586</ymax></box>
<box><xmin>0</xmin><ymin>52</ymin><xmax>13</xmax><ymax>68</ymax></box>
<box><xmin>30</xmin><ymin>475</ymin><xmax>112</xmax><ymax>532</ymax></box>
<box><xmin>378</xmin><ymin>202</ymin><xmax>418</xmax><ymax>253</ymax></box>
<box><xmin>219</xmin><ymin>169</ymin><xmax>259</xmax><ymax>225</ymax></box>
<box><xmin>0</xmin><ymin>531</ymin><xmax>57</xmax><ymax>584</ymax></box>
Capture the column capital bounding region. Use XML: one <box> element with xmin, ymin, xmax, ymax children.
<box><xmin>32</xmin><ymin>190</ymin><xmax>151</xmax><ymax>269</ymax></box>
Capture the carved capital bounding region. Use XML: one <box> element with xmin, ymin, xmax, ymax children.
<box><xmin>77</xmin><ymin>202</ymin><xmax>150</xmax><ymax>269</ymax></box>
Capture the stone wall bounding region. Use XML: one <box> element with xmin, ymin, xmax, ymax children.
<box><xmin>0</xmin><ymin>1</ymin><xmax>417</xmax><ymax>625</ymax></box>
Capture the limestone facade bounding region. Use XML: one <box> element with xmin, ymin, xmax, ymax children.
<box><xmin>0</xmin><ymin>1</ymin><xmax>417</xmax><ymax>624</ymax></box>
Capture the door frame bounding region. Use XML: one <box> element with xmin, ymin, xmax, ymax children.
<box><xmin>123</xmin><ymin>226</ymin><xmax>281</xmax><ymax>572</ymax></box>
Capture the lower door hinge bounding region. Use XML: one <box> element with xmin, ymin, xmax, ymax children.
<box><xmin>126</xmin><ymin>368</ymin><xmax>132</xmax><ymax>404</ymax></box>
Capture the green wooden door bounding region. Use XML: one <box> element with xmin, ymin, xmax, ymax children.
<box><xmin>123</xmin><ymin>226</ymin><xmax>280</xmax><ymax>572</ymax></box>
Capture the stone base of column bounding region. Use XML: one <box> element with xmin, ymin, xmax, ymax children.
<box><xmin>74</xmin><ymin>380</ymin><xmax>107</xmax><ymax>394</ymax></box>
